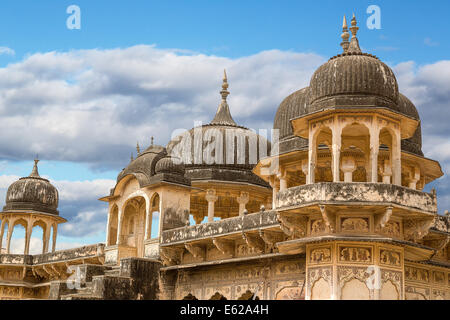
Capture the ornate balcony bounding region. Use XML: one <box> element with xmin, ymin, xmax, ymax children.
<box><xmin>276</xmin><ymin>182</ymin><xmax>437</xmax><ymax>214</ymax></box>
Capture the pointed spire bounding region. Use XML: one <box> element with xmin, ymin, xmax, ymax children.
<box><xmin>29</xmin><ymin>159</ymin><xmax>40</xmax><ymax>178</ymax></box>
<box><xmin>211</xmin><ymin>69</ymin><xmax>237</xmax><ymax>126</ymax></box>
<box><xmin>340</xmin><ymin>15</ymin><xmax>350</xmax><ymax>53</ymax></box>
<box><xmin>136</xmin><ymin>142</ymin><xmax>140</xmax><ymax>155</ymax></box>
<box><xmin>347</xmin><ymin>13</ymin><xmax>362</xmax><ymax>53</ymax></box>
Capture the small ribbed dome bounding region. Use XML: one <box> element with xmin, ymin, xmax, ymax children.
<box><xmin>398</xmin><ymin>94</ymin><xmax>423</xmax><ymax>156</ymax></box>
<box><xmin>155</xmin><ymin>157</ymin><xmax>185</xmax><ymax>175</ymax></box>
<box><xmin>273</xmin><ymin>87</ymin><xmax>309</xmax><ymax>154</ymax></box>
<box><xmin>3</xmin><ymin>160</ymin><xmax>59</xmax><ymax>215</ymax></box>
<box><xmin>309</xmin><ymin>53</ymin><xmax>399</xmax><ymax>108</ymax></box>
<box><xmin>116</xmin><ymin>144</ymin><xmax>166</xmax><ymax>185</ymax></box>
<box><xmin>166</xmin><ymin>71</ymin><xmax>270</xmax><ymax>188</ymax></box>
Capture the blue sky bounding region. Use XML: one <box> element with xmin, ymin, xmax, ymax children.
<box><xmin>0</xmin><ymin>1</ymin><xmax>449</xmax><ymax>251</ymax></box>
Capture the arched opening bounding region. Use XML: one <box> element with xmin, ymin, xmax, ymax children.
<box><xmin>209</xmin><ymin>292</ymin><xmax>227</xmax><ymax>300</ymax></box>
<box><xmin>119</xmin><ymin>196</ymin><xmax>146</xmax><ymax>257</ymax></box>
<box><xmin>314</xmin><ymin>128</ymin><xmax>333</xmax><ymax>183</ymax></box>
<box><xmin>237</xmin><ymin>290</ymin><xmax>260</xmax><ymax>300</ymax></box>
<box><xmin>108</xmin><ymin>205</ymin><xmax>119</xmax><ymax>246</ymax></box>
<box><xmin>31</xmin><ymin>220</ymin><xmax>46</xmax><ymax>254</ymax></box>
<box><xmin>340</xmin><ymin>123</ymin><xmax>370</xmax><ymax>182</ymax></box>
<box><xmin>380</xmin><ymin>280</ymin><xmax>399</xmax><ymax>300</ymax></box>
<box><xmin>341</xmin><ymin>279</ymin><xmax>370</xmax><ymax>300</ymax></box>
<box><xmin>150</xmin><ymin>193</ymin><xmax>160</xmax><ymax>239</ymax></box>
<box><xmin>311</xmin><ymin>278</ymin><xmax>331</xmax><ymax>300</ymax></box>
<box><xmin>1</xmin><ymin>220</ymin><xmax>9</xmax><ymax>253</ymax></box>
<box><xmin>10</xmin><ymin>219</ymin><xmax>27</xmax><ymax>254</ymax></box>
<box><xmin>182</xmin><ymin>293</ymin><xmax>198</xmax><ymax>300</ymax></box>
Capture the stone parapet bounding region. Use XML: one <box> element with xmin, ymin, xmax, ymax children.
<box><xmin>161</xmin><ymin>210</ymin><xmax>278</xmax><ymax>245</ymax></box>
<box><xmin>277</xmin><ymin>183</ymin><xmax>437</xmax><ymax>214</ymax></box>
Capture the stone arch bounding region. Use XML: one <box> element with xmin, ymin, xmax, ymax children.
<box><xmin>9</xmin><ymin>218</ymin><xmax>28</xmax><ymax>254</ymax></box>
<box><xmin>310</xmin><ymin>278</ymin><xmax>331</xmax><ymax>300</ymax></box>
<box><xmin>237</xmin><ymin>290</ymin><xmax>260</xmax><ymax>300</ymax></box>
<box><xmin>209</xmin><ymin>292</ymin><xmax>227</xmax><ymax>300</ymax></box>
<box><xmin>120</xmin><ymin>196</ymin><xmax>146</xmax><ymax>257</ymax></box>
<box><xmin>380</xmin><ymin>280</ymin><xmax>399</xmax><ymax>300</ymax></box>
<box><xmin>149</xmin><ymin>192</ymin><xmax>160</xmax><ymax>239</ymax></box>
<box><xmin>31</xmin><ymin>220</ymin><xmax>46</xmax><ymax>254</ymax></box>
<box><xmin>340</xmin><ymin>122</ymin><xmax>371</xmax><ymax>183</ymax></box>
<box><xmin>341</xmin><ymin>278</ymin><xmax>370</xmax><ymax>300</ymax></box>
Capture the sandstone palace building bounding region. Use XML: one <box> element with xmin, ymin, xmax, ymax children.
<box><xmin>0</xmin><ymin>15</ymin><xmax>449</xmax><ymax>300</ymax></box>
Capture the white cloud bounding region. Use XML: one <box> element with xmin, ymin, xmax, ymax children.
<box><xmin>0</xmin><ymin>45</ymin><xmax>324</xmax><ymax>170</ymax></box>
<box><xmin>0</xmin><ymin>47</ymin><xmax>15</xmax><ymax>56</ymax></box>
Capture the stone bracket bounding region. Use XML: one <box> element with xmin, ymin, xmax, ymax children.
<box><xmin>319</xmin><ymin>205</ymin><xmax>336</xmax><ymax>233</ymax></box>
<box><xmin>259</xmin><ymin>229</ymin><xmax>285</xmax><ymax>247</ymax></box>
<box><xmin>160</xmin><ymin>247</ymin><xmax>184</xmax><ymax>266</ymax></box>
<box><xmin>375</xmin><ymin>206</ymin><xmax>393</xmax><ymax>231</ymax></box>
<box><xmin>404</xmin><ymin>217</ymin><xmax>436</xmax><ymax>241</ymax></box>
<box><xmin>184</xmin><ymin>243</ymin><xmax>205</xmax><ymax>260</ymax></box>
<box><xmin>277</xmin><ymin>213</ymin><xmax>307</xmax><ymax>238</ymax></box>
<box><xmin>212</xmin><ymin>238</ymin><xmax>234</xmax><ymax>257</ymax></box>
<box><xmin>242</xmin><ymin>232</ymin><xmax>266</xmax><ymax>254</ymax></box>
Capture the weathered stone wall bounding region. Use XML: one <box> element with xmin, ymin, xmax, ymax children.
<box><xmin>166</xmin><ymin>255</ymin><xmax>306</xmax><ymax>300</ymax></box>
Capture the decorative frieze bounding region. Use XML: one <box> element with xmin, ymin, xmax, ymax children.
<box><xmin>379</xmin><ymin>249</ymin><xmax>401</xmax><ymax>267</ymax></box>
<box><xmin>341</xmin><ymin>217</ymin><xmax>369</xmax><ymax>233</ymax></box>
<box><xmin>339</xmin><ymin>246</ymin><xmax>372</xmax><ymax>263</ymax></box>
<box><xmin>405</xmin><ymin>266</ymin><xmax>429</xmax><ymax>283</ymax></box>
<box><xmin>309</xmin><ymin>247</ymin><xmax>332</xmax><ymax>264</ymax></box>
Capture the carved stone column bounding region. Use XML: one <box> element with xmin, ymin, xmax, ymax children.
<box><xmin>43</xmin><ymin>223</ymin><xmax>51</xmax><ymax>254</ymax></box>
<box><xmin>301</xmin><ymin>159</ymin><xmax>309</xmax><ymax>184</ymax></box>
<box><xmin>380</xmin><ymin>160</ymin><xmax>392</xmax><ymax>184</ymax></box>
<box><xmin>340</xmin><ymin>156</ymin><xmax>356</xmax><ymax>182</ymax></box>
<box><xmin>0</xmin><ymin>218</ymin><xmax>6</xmax><ymax>250</ymax></box>
<box><xmin>6</xmin><ymin>219</ymin><xmax>14</xmax><ymax>254</ymax></box>
<box><xmin>236</xmin><ymin>192</ymin><xmax>250</xmax><ymax>216</ymax></box>
<box><xmin>277</xmin><ymin>168</ymin><xmax>287</xmax><ymax>191</ymax></box>
<box><xmin>269</xmin><ymin>176</ymin><xmax>279</xmax><ymax>209</ymax></box>
<box><xmin>205</xmin><ymin>189</ymin><xmax>218</xmax><ymax>223</ymax></box>
<box><xmin>331</xmin><ymin>125</ymin><xmax>342</xmax><ymax>182</ymax></box>
<box><xmin>24</xmin><ymin>221</ymin><xmax>32</xmax><ymax>255</ymax></box>
<box><xmin>407</xmin><ymin>166</ymin><xmax>420</xmax><ymax>190</ymax></box>
<box><xmin>392</xmin><ymin>131</ymin><xmax>402</xmax><ymax>186</ymax></box>
<box><xmin>52</xmin><ymin>224</ymin><xmax>58</xmax><ymax>253</ymax></box>
<box><xmin>116</xmin><ymin>207</ymin><xmax>123</xmax><ymax>245</ymax></box>
<box><xmin>369</xmin><ymin>122</ymin><xmax>380</xmax><ymax>183</ymax></box>
<box><xmin>144</xmin><ymin>210</ymin><xmax>152</xmax><ymax>240</ymax></box>
<box><xmin>307</xmin><ymin>128</ymin><xmax>316</xmax><ymax>184</ymax></box>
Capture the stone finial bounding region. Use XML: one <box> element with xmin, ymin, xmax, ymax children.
<box><xmin>347</xmin><ymin>13</ymin><xmax>362</xmax><ymax>53</ymax></box>
<box><xmin>29</xmin><ymin>159</ymin><xmax>40</xmax><ymax>178</ymax></box>
<box><xmin>444</xmin><ymin>210</ymin><xmax>449</xmax><ymax>217</ymax></box>
<box><xmin>221</xmin><ymin>69</ymin><xmax>229</xmax><ymax>101</ymax></box>
<box><xmin>151</xmin><ymin>136</ymin><xmax>154</xmax><ymax>146</ymax></box>
<box><xmin>340</xmin><ymin>15</ymin><xmax>350</xmax><ymax>53</ymax></box>
<box><xmin>136</xmin><ymin>142</ymin><xmax>141</xmax><ymax>155</ymax></box>
<box><xmin>210</xmin><ymin>69</ymin><xmax>237</xmax><ymax>126</ymax></box>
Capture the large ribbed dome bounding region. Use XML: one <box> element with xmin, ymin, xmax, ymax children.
<box><xmin>272</xmin><ymin>15</ymin><xmax>423</xmax><ymax>156</ymax></box>
<box><xmin>3</xmin><ymin>160</ymin><xmax>59</xmax><ymax>215</ymax></box>
<box><xmin>309</xmin><ymin>52</ymin><xmax>399</xmax><ymax>108</ymax></box>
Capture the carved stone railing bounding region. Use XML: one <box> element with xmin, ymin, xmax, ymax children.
<box><xmin>277</xmin><ymin>183</ymin><xmax>437</xmax><ymax>214</ymax></box>
<box><xmin>161</xmin><ymin>210</ymin><xmax>278</xmax><ymax>245</ymax></box>
<box><xmin>32</xmin><ymin>243</ymin><xmax>105</xmax><ymax>265</ymax></box>
<box><xmin>0</xmin><ymin>254</ymin><xmax>33</xmax><ymax>265</ymax></box>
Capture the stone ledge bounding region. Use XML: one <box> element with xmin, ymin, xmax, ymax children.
<box><xmin>161</xmin><ymin>210</ymin><xmax>278</xmax><ymax>244</ymax></box>
<box><xmin>277</xmin><ymin>182</ymin><xmax>437</xmax><ymax>213</ymax></box>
